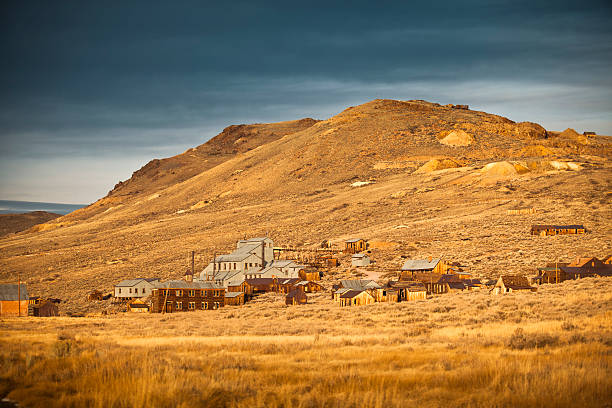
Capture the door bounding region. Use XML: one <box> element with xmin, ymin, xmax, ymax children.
<box><xmin>165</xmin><ymin>301</ymin><xmax>173</xmax><ymax>313</ymax></box>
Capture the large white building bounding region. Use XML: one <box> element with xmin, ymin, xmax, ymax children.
<box><xmin>114</xmin><ymin>278</ymin><xmax>160</xmax><ymax>299</ymax></box>
<box><xmin>197</xmin><ymin>237</ymin><xmax>305</xmax><ymax>287</ymax></box>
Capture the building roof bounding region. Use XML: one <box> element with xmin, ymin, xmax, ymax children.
<box><xmin>269</xmin><ymin>260</ymin><xmax>297</xmax><ymax>268</ymax></box>
<box><xmin>531</xmin><ymin>224</ymin><xmax>585</xmax><ymax>230</ymax></box>
<box><xmin>339</xmin><ymin>289</ymin><xmax>366</xmax><ymax>299</ymax></box>
<box><xmin>559</xmin><ymin>266</ymin><xmax>612</xmax><ymax>277</ymax></box>
<box><xmin>154</xmin><ymin>281</ymin><xmax>223</xmax><ymax>289</ymax></box>
<box><xmin>116</xmin><ymin>278</ymin><xmax>155</xmax><ymax>287</ymax></box>
<box><xmin>215</xmin><ymin>243</ymin><xmax>261</xmax><ymax>262</ymax></box>
<box><xmin>278</xmin><ymin>278</ymin><xmax>300</xmax><ymax>285</ymax></box>
<box><xmin>446</xmin><ymin>282</ymin><xmax>466</xmax><ymax>290</ymax></box>
<box><xmin>340</xmin><ymin>279</ymin><xmax>382</xmax><ymax>290</ymax></box>
<box><xmin>225</xmin><ymin>291</ymin><xmax>244</xmax><ymax>298</ymax></box>
<box><xmin>498</xmin><ymin>275</ymin><xmax>533</xmax><ymax>290</ymax></box>
<box><xmin>345</xmin><ymin>238</ymin><xmax>365</xmax><ymax>243</ymax></box>
<box><xmin>0</xmin><ymin>284</ymin><xmax>28</xmax><ymax>301</ymax></box>
<box><xmin>401</xmin><ymin>259</ymin><xmax>441</xmax><ymax>271</ymax></box>
<box><xmin>335</xmin><ymin>287</ymin><xmax>351</xmax><ymax>295</ymax></box>
<box><xmin>244</xmin><ymin>278</ymin><xmax>275</xmax><ymax>286</ymax></box>
<box><xmin>390</xmin><ymin>281</ymin><xmax>427</xmax><ymax>291</ymax></box>
<box><xmin>129</xmin><ymin>303</ymin><xmax>149</xmax><ymax>309</ymax></box>
<box><xmin>352</xmin><ymin>253</ymin><xmax>369</xmax><ymax>259</ymax></box>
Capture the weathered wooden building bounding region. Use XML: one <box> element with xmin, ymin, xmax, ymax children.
<box><xmin>400</xmin><ymin>258</ymin><xmax>449</xmax><ymax>279</ymax></box>
<box><xmin>388</xmin><ymin>281</ymin><xmax>427</xmax><ymax>301</ymax></box>
<box><xmin>224</xmin><ymin>291</ymin><xmax>245</xmax><ymax>306</ymax></box>
<box><xmin>295</xmin><ymin>280</ymin><xmax>323</xmax><ymax>293</ymax></box>
<box><xmin>530</xmin><ymin>225</ymin><xmax>586</xmax><ymax>236</ymax></box>
<box><xmin>151</xmin><ymin>281</ymin><xmax>225</xmax><ymax>313</ymax></box>
<box><xmin>0</xmin><ymin>284</ymin><xmax>28</xmax><ymax>317</ymax></box>
<box><xmin>28</xmin><ymin>299</ymin><xmax>59</xmax><ymax>317</ymax></box>
<box><xmin>339</xmin><ymin>290</ymin><xmax>375</xmax><ymax>307</ymax></box>
<box><xmin>128</xmin><ymin>299</ymin><xmax>150</xmax><ymax>313</ymax></box>
<box><xmin>344</xmin><ymin>238</ymin><xmax>367</xmax><ymax>254</ymax></box>
<box><xmin>351</xmin><ymin>253</ymin><xmax>371</xmax><ymax>267</ymax></box>
<box><xmin>492</xmin><ymin>275</ymin><xmax>537</xmax><ymax>294</ymax></box>
<box><xmin>298</xmin><ymin>267</ymin><xmax>320</xmax><ymax>281</ymax></box>
<box><xmin>507</xmin><ymin>208</ymin><xmax>536</xmax><ymax>215</ymax></box>
<box><xmin>286</xmin><ymin>287</ymin><xmax>307</xmax><ymax>305</ymax></box>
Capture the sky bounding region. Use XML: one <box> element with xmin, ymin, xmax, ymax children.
<box><xmin>1</xmin><ymin>1</ymin><xmax>611</xmax><ymax>204</ymax></box>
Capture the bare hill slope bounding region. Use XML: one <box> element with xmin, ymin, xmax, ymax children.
<box><xmin>0</xmin><ymin>99</ymin><xmax>610</xmax><ymax>314</ymax></box>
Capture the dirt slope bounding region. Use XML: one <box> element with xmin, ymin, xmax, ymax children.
<box><xmin>0</xmin><ymin>99</ymin><xmax>610</xmax><ymax>314</ymax></box>
<box><xmin>0</xmin><ymin>211</ymin><xmax>62</xmax><ymax>237</ymax></box>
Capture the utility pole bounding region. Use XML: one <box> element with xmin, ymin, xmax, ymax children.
<box><xmin>17</xmin><ymin>272</ymin><xmax>21</xmax><ymax>317</ymax></box>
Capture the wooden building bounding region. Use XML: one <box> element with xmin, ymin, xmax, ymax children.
<box><xmin>344</xmin><ymin>238</ymin><xmax>367</xmax><ymax>254</ymax></box>
<box><xmin>453</xmin><ymin>104</ymin><xmax>469</xmax><ymax>110</ymax></box>
<box><xmin>492</xmin><ymin>275</ymin><xmax>537</xmax><ymax>294</ymax></box>
<box><xmin>537</xmin><ymin>257</ymin><xmax>612</xmax><ymax>283</ymax></box>
<box><xmin>151</xmin><ymin>281</ymin><xmax>225</xmax><ymax>313</ymax></box>
<box><xmin>604</xmin><ymin>255</ymin><xmax>612</xmax><ymax>265</ymax></box>
<box><xmin>507</xmin><ymin>208</ymin><xmax>536</xmax><ymax>215</ymax></box>
<box><xmin>28</xmin><ymin>299</ymin><xmax>59</xmax><ymax>317</ymax></box>
<box><xmin>388</xmin><ymin>281</ymin><xmax>427</xmax><ymax>301</ymax></box>
<box><xmin>128</xmin><ymin>299</ymin><xmax>149</xmax><ymax>313</ymax></box>
<box><xmin>274</xmin><ymin>278</ymin><xmax>301</xmax><ymax>294</ymax></box>
<box><xmin>0</xmin><ymin>284</ymin><xmax>28</xmax><ymax>317</ymax></box>
<box><xmin>114</xmin><ymin>278</ymin><xmax>159</xmax><ymax>299</ymax></box>
<box><xmin>400</xmin><ymin>258</ymin><xmax>449</xmax><ymax>279</ymax></box>
<box><xmin>583</xmin><ymin>131</ymin><xmax>596</xmax><ymax>136</ymax></box>
<box><xmin>351</xmin><ymin>253</ymin><xmax>371</xmax><ymax>267</ymax></box>
<box><xmin>339</xmin><ymin>290</ymin><xmax>375</xmax><ymax>307</ymax></box>
<box><xmin>225</xmin><ymin>292</ymin><xmax>245</xmax><ymax>306</ymax></box>
<box><xmin>530</xmin><ymin>225</ymin><xmax>586</xmax><ymax>236</ymax></box>
<box><xmin>298</xmin><ymin>267</ymin><xmax>320</xmax><ymax>281</ymax></box>
<box><xmin>286</xmin><ymin>287</ymin><xmax>307</xmax><ymax>305</ymax></box>
<box><xmin>295</xmin><ymin>280</ymin><xmax>323</xmax><ymax>293</ymax></box>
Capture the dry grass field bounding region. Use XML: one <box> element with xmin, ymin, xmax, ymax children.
<box><xmin>1</xmin><ymin>278</ymin><xmax>611</xmax><ymax>408</ymax></box>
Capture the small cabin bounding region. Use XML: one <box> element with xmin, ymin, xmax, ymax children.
<box><xmin>453</xmin><ymin>104</ymin><xmax>469</xmax><ymax>110</ymax></box>
<box><xmin>28</xmin><ymin>299</ymin><xmax>59</xmax><ymax>317</ymax></box>
<box><xmin>339</xmin><ymin>290</ymin><xmax>375</xmax><ymax>307</ymax></box>
<box><xmin>530</xmin><ymin>225</ymin><xmax>586</xmax><ymax>236</ymax></box>
<box><xmin>345</xmin><ymin>238</ymin><xmax>367</xmax><ymax>254</ymax></box>
<box><xmin>295</xmin><ymin>281</ymin><xmax>323</xmax><ymax>293</ymax></box>
<box><xmin>286</xmin><ymin>287</ymin><xmax>308</xmax><ymax>305</ymax></box>
<box><xmin>298</xmin><ymin>268</ymin><xmax>320</xmax><ymax>281</ymax></box>
<box><xmin>583</xmin><ymin>131</ymin><xmax>596</xmax><ymax>136</ymax></box>
<box><xmin>225</xmin><ymin>292</ymin><xmax>245</xmax><ymax>306</ymax></box>
<box><xmin>128</xmin><ymin>299</ymin><xmax>150</xmax><ymax>313</ymax></box>
<box><xmin>351</xmin><ymin>253</ymin><xmax>371</xmax><ymax>267</ymax></box>
<box><xmin>492</xmin><ymin>275</ymin><xmax>537</xmax><ymax>295</ymax></box>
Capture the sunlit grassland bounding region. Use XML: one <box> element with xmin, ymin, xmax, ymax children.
<box><xmin>1</xmin><ymin>278</ymin><xmax>611</xmax><ymax>407</ymax></box>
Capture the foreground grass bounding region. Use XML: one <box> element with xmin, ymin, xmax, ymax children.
<box><xmin>1</xmin><ymin>278</ymin><xmax>611</xmax><ymax>407</ymax></box>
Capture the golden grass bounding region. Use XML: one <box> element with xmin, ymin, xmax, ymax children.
<box><xmin>1</xmin><ymin>278</ymin><xmax>611</xmax><ymax>407</ymax></box>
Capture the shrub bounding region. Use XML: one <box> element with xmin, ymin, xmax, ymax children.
<box><xmin>507</xmin><ymin>328</ymin><xmax>559</xmax><ymax>350</ymax></box>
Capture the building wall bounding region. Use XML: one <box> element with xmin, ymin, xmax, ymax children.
<box><xmin>115</xmin><ymin>281</ymin><xmax>154</xmax><ymax>298</ymax></box>
<box><xmin>0</xmin><ymin>300</ymin><xmax>29</xmax><ymax>316</ymax></box>
<box><xmin>151</xmin><ymin>288</ymin><xmax>225</xmax><ymax>313</ymax></box>
<box><xmin>405</xmin><ymin>291</ymin><xmax>427</xmax><ymax>301</ymax></box>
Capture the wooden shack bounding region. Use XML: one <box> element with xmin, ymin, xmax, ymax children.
<box><xmin>400</xmin><ymin>258</ymin><xmax>449</xmax><ymax>279</ymax></box>
<box><xmin>344</xmin><ymin>238</ymin><xmax>367</xmax><ymax>254</ymax></box>
<box><xmin>286</xmin><ymin>287</ymin><xmax>307</xmax><ymax>305</ymax></box>
<box><xmin>389</xmin><ymin>281</ymin><xmax>427</xmax><ymax>301</ymax></box>
<box><xmin>128</xmin><ymin>299</ymin><xmax>149</xmax><ymax>313</ymax></box>
<box><xmin>224</xmin><ymin>292</ymin><xmax>245</xmax><ymax>306</ymax></box>
<box><xmin>453</xmin><ymin>104</ymin><xmax>469</xmax><ymax>110</ymax></box>
<box><xmin>530</xmin><ymin>225</ymin><xmax>586</xmax><ymax>236</ymax></box>
<box><xmin>298</xmin><ymin>268</ymin><xmax>320</xmax><ymax>281</ymax></box>
<box><xmin>0</xmin><ymin>284</ymin><xmax>28</xmax><ymax>317</ymax></box>
<box><xmin>351</xmin><ymin>253</ymin><xmax>371</xmax><ymax>267</ymax></box>
<box><xmin>28</xmin><ymin>299</ymin><xmax>59</xmax><ymax>317</ymax></box>
<box><xmin>295</xmin><ymin>281</ymin><xmax>323</xmax><ymax>293</ymax></box>
<box><xmin>151</xmin><ymin>281</ymin><xmax>225</xmax><ymax>313</ymax></box>
<box><xmin>507</xmin><ymin>208</ymin><xmax>536</xmax><ymax>215</ymax></box>
<box><xmin>604</xmin><ymin>255</ymin><xmax>612</xmax><ymax>265</ymax></box>
<box><xmin>339</xmin><ymin>290</ymin><xmax>375</xmax><ymax>307</ymax></box>
<box><xmin>492</xmin><ymin>275</ymin><xmax>537</xmax><ymax>294</ymax></box>
<box><xmin>583</xmin><ymin>131</ymin><xmax>596</xmax><ymax>136</ymax></box>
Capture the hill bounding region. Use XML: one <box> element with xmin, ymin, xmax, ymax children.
<box><xmin>0</xmin><ymin>99</ymin><xmax>610</xmax><ymax>314</ymax></box>
<box><xmin>0</xmin><ymin>211</ymin><xmax>62</xmax><ymax>237</ymax></box>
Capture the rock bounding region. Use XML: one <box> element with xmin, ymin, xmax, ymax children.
<box><xmin>414</xmin><ymin>158</ymin><xmax>462</xmax><ymax>173</ymax></box>
<box><xmin>516</xmin><ymin>122</ymin><xmax>547</xmax><ymax>139</ymax></box>
<box><xmin>558</xmin><ymin>128</ymin><xmax>588</xmax><ymax>144</ymax></box>
<box><xmin>439</xmin><ymin>130</ymin><xmax>474</xmax><ymax>147</ymax></box>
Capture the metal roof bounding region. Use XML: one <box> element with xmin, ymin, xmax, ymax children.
<box><xmin>340</xmin><ymin>279</ymin><xmax>382</xmax><ymax>290</ymax></box>
<box><xmin>0</xmin><ymin>284</ymin><xmax>28</xmax><ymax>301</ymax></box>
<box><xmin>352</xmin><ymin>253</ymin><xmax>369</xmax><ymax>259</ymax></box>
<box><xmin>401</xmin><ymin>259</ymin><xmax>441</xmax><ymax>271</ymax></box>
<box><xmin>154</xmin><ymin>281</ymin><xmax>223</xmax><ymax>289</ymax></box>
<box><xmin>115</xmin><ymin>278</ymin><xmax>154</xmax><ymax>287</ymax></box>
<box><xmin>225</xmin><ymin>291</ymin><xmax>244</xmax><ymax>298</ymax></box>
<box><xmin>345</xmin><ymin>238</ymin><xmax>365</xmax><ymax>243</ymax></box>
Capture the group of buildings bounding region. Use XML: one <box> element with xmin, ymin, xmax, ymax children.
<box><xmin>0</xmin><ymin>284</ymin><xmax>60</xmax><ymax>317</ymax></box>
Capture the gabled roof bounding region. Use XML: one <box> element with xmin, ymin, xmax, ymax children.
<box><xmin>245</xmin><ymin>278</ymin><xmax>275</xmax><ymax>286</ymax></box>
<box><xmin>531</xmin><ymin>224</ymin><xmax>585</xmax><ymax>230</ymax></box>
<box><xmin>345</xmin><ymin>238</ymin><xmax>365</xmax><ymax>243</ymax></box>
<box><xmin>339</xmin><ymin>289</ymin><xmax>366</xmax><ymax>299</ymax></box>
<box><xmin>116</xmin><ymin>278</ymin><xmax>155</xmax><ymax>287</ymax></box>
<box><xmin>498</xmin><ymin>275</ymin><xmax>533</xmax><ymax>290</ymax></box>
<box><xmin>340</xmin><ymin>279</ymin><xmax>382</xmax><ymax>290</ymax></box>
<box><xmin>559</xmin><ymin>266</ymin><xmax>612</xmax><ymax>277</ymax></box>
<box><xmin>352</xmin><ymin>253</ymin><xmax>369</xmax><ymax>259</ymax></box>
<box><xmin>0</xmin><ymin>284</ymin><xmax>28</xmax><ymax>301</ymax></box>
<box><xmin>568</xmin><ymin>257</ymin><xmax>604</xmax><ymax>268</ymax></box>
<box><xmin>335</xmin><ymin>287</ymin><xmax>351</xmax><ymax>295</ymax></box>
<box><xmin>225</xmin><ymin>291</ymin><xmax>244</xmax><ymax>298</ymax></box>
<box><xmin>154</xmin><ymin>281</ymin><xmax>223</xmax><ymax>289</ymax></box>
<box><xmin>278</xmin><ymin>278</ymin><xmax>300</xmax><ymax>285</ymax></box>
<box><xmin>401</xmin><ymin>259</ymin><xmax>441</xmax><ymax>271</ymax></box>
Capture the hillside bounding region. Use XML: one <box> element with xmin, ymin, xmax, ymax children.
<box><xmin>0</xmin><ymin>211</ymin><xmax>62</xmax><ymax>237</ymax></box>
<box><xmin>0</xmin><ymin>99</ymin><xmax>610</xmax><ymax>314</ymax></box>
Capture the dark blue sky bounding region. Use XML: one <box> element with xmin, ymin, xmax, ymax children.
<box><xmin>1</xmin><ymin>1</ymin><xmax>611</xmax><ymax>203</ymax></box>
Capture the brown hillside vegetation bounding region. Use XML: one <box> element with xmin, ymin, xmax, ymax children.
<box><xmin>0</xmin><ymin>278</ymin><xmax>611</xmax><ymax>407</ymax></box>
<box><xmin>0</xmin><ymin>211</ymin><xmax>62</xmax><ymax>237</ymax></box>
<box><xmin>0</xmin><ymin>99</ymin><xmax>611</xmax><ymax>315</ymax></box>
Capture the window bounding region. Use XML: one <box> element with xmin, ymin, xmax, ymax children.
<box><xmin>189</xmin><ymin>290</ymin><xmax>195</xmax><ymax>297</ymax></box>
<box><xmin>188</xmin><ymin>302</ymin><xmax>195</xmax><ymax>310</ymax></box>
<box><xmin>142</xmin><ymin>288</ymin><xmax>146</xmax><ymax>294</ymax></box>
<box><xmin>176</xmin><ymin>290</ymin><xmax>183</xmax><ymax>297</ymax></box>
<box><xmin>176</xmin><ymin>301</ymin><xmax>182</xmax><ymax>309</ymax></box>
<box><xmin>214</xmin><ymin>302</ymin><xmax>219</xmax><ymax>309</ymax></box>
<box><xmin>118</xmin><ymin>288</ymin><xmax>121</xmax><ymax>294</ymax></box>
<box><xmin>204</xmin><ymin>302</ymin><xmax>209</xmax><ymax>310</ymax></box>
<box><xmin>233</xmin><ymin>263</ymin><xmax>236</xmax><ymax>269</ymax></box>
<box><xmin>129</xmin><ymin>288</ymin><xmax>132</xmax><ymax>293</ymax></box>
<box><xmin>134</xmin><ymin>288</ymin><xmax>138</xmax><ymax>294</ymax></box>
<box><xmin>201</xmin><ymin>302</ymin><xmax>205</xmax><ymax>309</ymax></box>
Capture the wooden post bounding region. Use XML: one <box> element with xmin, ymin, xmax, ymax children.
<box><xmin>191</xmin><ymin>251</ymin><xmax>195</xmax><ymax>278</ymax></box>
<box><xmin>162</xmin><ymin>287</ymin><xmax>170</xmax><ymax>314</ymax></box>
<box><xmin>17</xmin><ymin>272</ymin><xmax>21</xmax><ymax>317</ymax></box>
